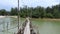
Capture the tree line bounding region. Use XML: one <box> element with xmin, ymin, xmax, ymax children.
<box><xmin>0</xmin><ymin>4</ymin><xmax>60</xmax><ymax>18</ymax></box>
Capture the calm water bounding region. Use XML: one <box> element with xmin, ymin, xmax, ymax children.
<box><xmin>0</xmin><ymin>17</ymin><xmax>60</xmax><ymax>34</ymax></box>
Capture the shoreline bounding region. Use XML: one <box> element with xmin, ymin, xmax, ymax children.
<box><xmin>0</xmin><ymin>16</ymin><xmax>6</xmax><ymax>18</ymax></box>
<box><xmin>31</xmin><ymin>18</ymin><xmax>60</xmax><ymax>21</ymax></box>
<box><xmin>0</xmin><ymin>16</ymin><xmax>60</xmax><ymax>20</ymax></box>
<box><xmin>0</xmin><ymin>16</ymin><xmax>17</xmax><ymax>18</ymax></box>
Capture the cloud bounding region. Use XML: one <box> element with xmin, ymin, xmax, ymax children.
<box><xmin>0</xmin><ymin>0</ymin><xmax>60</xmax><ymax>10</ymax></box>
<box><xmin>22</xmin><ymin>0</ymin><xmax>60</xmax><ymax>7</ymax></box>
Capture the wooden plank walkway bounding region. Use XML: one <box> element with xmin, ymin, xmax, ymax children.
<box><xmin>24</xmin><ymin>18</ymin><xmax>30</xmax><ymax>34</ymax></box>
<box><xmin>17</xmin><ymin>17</ymin><xmax>36</xmax><ymax>34</ymax></box>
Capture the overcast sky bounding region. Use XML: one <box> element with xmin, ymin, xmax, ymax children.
<box><xmin>0</xmin><ymin>0</ymin><xmax>60</xmax><ymax>10</ymax></box>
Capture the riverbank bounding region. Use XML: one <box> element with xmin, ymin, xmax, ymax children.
<box><xmin>0</xmin><ymin>16</ymin><xmax>6</xmax><ymax>18</ymax></box>
<box><xmin>0</xmin><ymin>16</ymin><xmax>17</xmax><ymax>18</ymax></box>
<box><xmin>42</xmin><ymin>18</ymin><xmax>60</xmax><ymax>21</ymax></box>
<box><xmin>31</xmin><ymin>18</ymin><xmax>60</xmax><ymax>22</ymax></box>
<box><xmin>0</xmin><ymin>16</ymin><xmax>60</xmax><ymax>21</ymax></box>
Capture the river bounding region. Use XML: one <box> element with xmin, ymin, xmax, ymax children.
<box><xmin>0</xmin><ymin>17</ymin><xmax>60</xmax><ymax>34</ymax></box>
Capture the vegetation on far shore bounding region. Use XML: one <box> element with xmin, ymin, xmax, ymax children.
<box><xmin>0</xmin><ymin>4</ymin><xmax>60</xmax><ymax>19</ymax></box>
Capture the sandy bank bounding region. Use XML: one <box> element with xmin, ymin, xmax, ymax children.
<box><xmin>8</xmin><ymin>16</ymin><xmax>17</xmax><ymax>18</ymax></box>
<box><xmin>0</xmin><ymin>16</ymin><xmax>6</xmax><ymax>18</ymax></box>
<box><xmin>0</xmin><ymin>16</ymin><xmax>17</xmax><ymax>18</ymax></box>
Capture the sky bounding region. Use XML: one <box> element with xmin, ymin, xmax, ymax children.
<box><xmin>0</xmin><ymin>0</ymin><xmax>60</xmax><ymax>11</ymax></box>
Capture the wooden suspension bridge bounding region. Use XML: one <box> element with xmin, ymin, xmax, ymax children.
<box><xmin>17</xmin><ymin>17</ymin><xmax>36</xmax><ymax>34</ymax></box>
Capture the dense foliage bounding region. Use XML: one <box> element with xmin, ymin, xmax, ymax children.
<box><xmin>0</xmin><ymin>4</ymin><xmax>60</xmax><ymax>18</ymax></box>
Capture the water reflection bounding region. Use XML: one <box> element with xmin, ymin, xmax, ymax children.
<box><xmin>0</xmin><ymin>17</ymin><xmax>18</xmax><ymax>34</ymax></box>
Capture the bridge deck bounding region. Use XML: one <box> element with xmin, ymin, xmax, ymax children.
<box><xmin>17</xmin><ymin>18</ymin><xmax>36</xmax><ymax>34</ymax></box>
